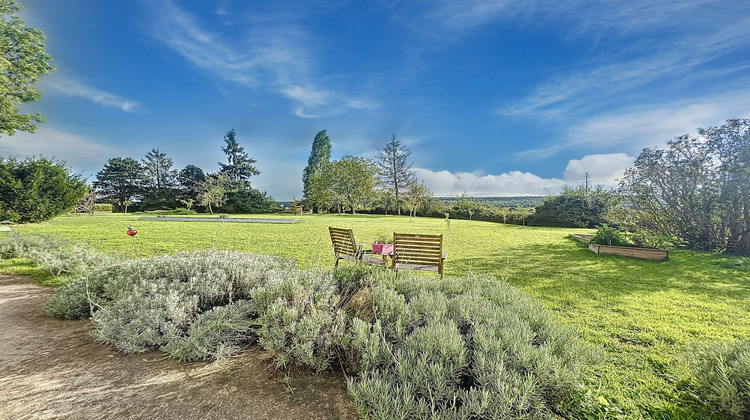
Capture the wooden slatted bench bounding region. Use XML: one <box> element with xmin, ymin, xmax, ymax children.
<box><xmin>328</xmin><ymin>227</ymin><xmax>383</xmax><ymax>267</ymax></box>
<box><xmin>391</xmin><ymin>232</ymin><xmax>447</xmax><ymax>278</ymax></box>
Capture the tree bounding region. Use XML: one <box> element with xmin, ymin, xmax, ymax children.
<box><xmin>218</xmin><ymin>129</ymin><xmax>259</xmax><ymax>183</ymax></box>
<box><xmin>529</xmin><ymin>186</ymin><xmax>620</xmax><ymax>228</ymax></box>
<box><xmin>328</xmin><ymin>156</ymin><xmax>378</xmax><ymax>214</ymax></box>
<box><xmin>620</xmin><ymin>119</ymin><xmax>750</xmax><ymax>252</ymax></box>
<box><xmin>142</xmin><ymin>149</ymin><xmax>176</xmax><ymax>191</ymax></box>
<box><xmin>177</xmin><ymin>164</ymin><xmax>206</xmax><ymax>202</ymax></box>
<box><xmin>404</xmin><ymin>180</ymin><xmax>432</xmax><ymax>219</ymax></box>
<box><xmin>454</xmin><ymin>193</ymin><xmax>481</xmax><ymax>221</ymax></box>
<box><xmin>378</xmin><ymin>134</ymin><xmax>416</xmax><ymax>215</ymax></box>
<box><xmin>141</xmin><ymin>148</ymin><xmax>178</xmax><ymax>209</ymax></box>
<box><xmin>197</xmin><ymin>175</ymin><xmax>229</xmax><ymax>214</ymax></box>
<box><xmin>0</xmin><ymin>0</ymin><xmax>54</xmax><ymax>136</ymax></box>
<box><xmin>302</xmin><ymin>130</ymin><xmax>331</xmax><ymax>212</ymax></box>
<box><xmin>93</xmin><ymin>157</ymin><xmax>148</xmax><ymax>209</ymax></box>
<box><xmin>305</xmin><ymin>162</ymin><xmax>335</xmax><ymax>212</ymax></box>
<box><xmin>0</xmin><ymin>157</ymin><xmax>86</xmax><ymax>223</ymax></box>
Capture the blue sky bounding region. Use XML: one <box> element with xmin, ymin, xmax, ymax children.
<box><xmin>3</xmin><ymin>0</ymin><xmax>750</xmax><ymax>200</ymax></box>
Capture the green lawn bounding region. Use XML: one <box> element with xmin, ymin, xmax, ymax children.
<box><xmin>4</xmin><ymin>212</ymin><xmax>749</xmax><ymax>418</ymax></box>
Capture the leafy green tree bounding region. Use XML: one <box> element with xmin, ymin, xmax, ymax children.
<box><xmin>529</xmin><ymin>186</ymin><xmax>620</xmax><ymax>228</ymax></box>
<box><xmin>0</xmin><ymin>0</ymin><xmax>54</xmax><ymax>135</ymax></box>
<box><xmin>0</xmin><ymin>157</ymin><xmax>86</xmax><ymax>223</ymax></box>
<box><xmin>197</xmin><ymin>174</ymin><xmax>229</xmax><ymax>214</ymax></box>
<box><xmin>620</xmin><ymin>119</ymin><xmax>750</xmax><ymax>252</ymax></box>
<box><xmin>328</xmin><ymin>156</ymin><xmax>378</xmax><ymax>214</ymax></box>
<box><xmin>305</xmin><ymin>163</ymin><xmax>335</xmax><ymax>212</ymax></box>
<box><xmin>453</xmin><ymin>193</ymin><xmax>481</xmax><ymax>221</ymax></box>
<box><xmin>378</xmin><ymin>134</ymin><xmax>415</xmax><ymax>215</ymax></box>
<box><xmin>93</xmin><ymin>157</ymin><xmax>148</xmax><ymax>209</ymax></box>
<box><xmin>302</xmin><ymin>129</ymin><xmax>331</xmax><ymax>212</ymax></box>
<box><xmin>218</xmin><ymin>129</ymin><xmax>259</xmax><ymax>183</ymax></box>
<box><xmin>404</xmin><ymin>180</ymin><xmax>432</xmax><ymax>219</ymax></box>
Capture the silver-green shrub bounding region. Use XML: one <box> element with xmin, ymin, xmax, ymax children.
<box><xmin>0</xmin><ymin>233</ymin><xmax>117</xmax><ymax>276</ymax></box>
<box><xmin>347</xmin><ymin>273</ymin><xmax>597</xmax><ymax>419</ymax></box>
<box><xmin>686</xmin><ymin>340</ymin><xmax>750</xmax><ymax>418</ymax></box>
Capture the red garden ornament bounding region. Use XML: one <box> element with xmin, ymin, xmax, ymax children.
<box><xmin>126</xmin><ymin>226</ymin><xmax>138</xmax><ymax>237</ymax></box>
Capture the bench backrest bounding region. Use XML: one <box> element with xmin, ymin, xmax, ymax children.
<box><xmin>392</xmin><ymin>232</ymin><xmax>444</xmax><ymax>274</ymax></box>
<box><xmin>329</xmin><ymin>227</ymin><xmax>358</xmax><ymax>259</ymax></box>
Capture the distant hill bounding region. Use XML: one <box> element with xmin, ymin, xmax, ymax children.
<box><xmin>436</xmin><ymin>196</ymin><xmax>544</xmax><ymax>208</ymax></box>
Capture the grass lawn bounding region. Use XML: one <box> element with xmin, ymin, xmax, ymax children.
<box><xmin>3</xmin><ymin>212</ymin><xmax>749</xmax><ymax>418</ymax></box>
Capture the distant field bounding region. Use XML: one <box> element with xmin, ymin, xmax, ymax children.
<box><xmin>3</xmin><ymin>212</ymin><xmax>749</xmax><ymax>417</ymax></box>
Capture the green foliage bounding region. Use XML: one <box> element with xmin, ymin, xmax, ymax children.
<box><xmin>302</xmin><ymin>129</ymin><xmax>332</xmax><ymax>211</ymax></box>
<box><xmin>591</xmin><ymin>225</ymin><xmax>627</xmax><ymax>246</ymax></box>
<box><xmin>93</xmin><ymin>203</ymin><xmax>113</xmax><ymax>212</ymax></box>
<box><xmin>378</xmin><ymin>134</ymin><xmax>416</xmax><ymax>215</ymax></box>
<box><xmin>0</xmin><ymin>233</ymin><xmax>117</xmax><ymax>276</ymax></box>
<box><xmin>347</xmin><ymin>273</ymin><xmax>598</xmax><ymax>419</ymax></box>
<box><xmin>218</xmin><ymin>128</ymin><xmax>259</xmax><ymax>182</ymax></box>
<box><xmin>0</xmin><ymin>157</ymin><xmax>87</xmax><ymax>223</ymax></box>
<box><xmin>621</xmin><ymin>119</ymin><xmax>750</xmax><ymax>252</ymax></box>
<box><xmin>529</xmin><ymin>186</ymin><xmax>620</xmax><ymax>228</ymax></box>
<box><xmin>0</xmin><ymin>0</ymin><xmax>54</xmax><ymax>135</ymax></box>
<box><xmin>159</xmin><ymin>208</ymin><xmax>197</xmax><ymax>215</ymax></box>
<box><xmin>686</xmin><ymin>340</ymin><xmax>750</xmax><ymax>418</ymax></box>
<box><xmin>327</xmin><ymin>156</ymin><xmax>379</xmax><ymax>213</ymax></box>
<box><xmin>630</xmin><ymin>230</ymin><xmax>676</xmax><ymax>249</ymax></box>
<box><xmin>93</xmin><ymin>157</ymin><xmax>148</xmax><ymax>207</ymax></box>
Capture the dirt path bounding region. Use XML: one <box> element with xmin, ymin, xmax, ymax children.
<box><xmin>0</xmin><ymin>275</ymin><xmax>357</xmax><ymax>420</ymax></box>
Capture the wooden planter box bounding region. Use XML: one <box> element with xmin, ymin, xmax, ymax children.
<box><xmin>570</xmin><ymin>233</ymin><xmax>669</xmax><ymax>261</ymax></box>
<box><xmin>588</xmin><ymin>243</ymin><xmax>669</xmax><ymax>261</ymax></box>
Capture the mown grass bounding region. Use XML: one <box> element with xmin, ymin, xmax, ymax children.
<box><xmin>3</xmin><ymin>212</ymin><xmax>749</xmax><ymax>418</ymax></box>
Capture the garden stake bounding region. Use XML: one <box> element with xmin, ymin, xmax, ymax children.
<box><xmin>126</xmin><ymin>225</ymin><xmax>138</xmax><ymax>256</ymax></box>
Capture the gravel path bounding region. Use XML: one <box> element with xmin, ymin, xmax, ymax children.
<box><xmin>0</xmin><ymin>275</ymin><xmax>355</xmax><ymax>420</ymax></box>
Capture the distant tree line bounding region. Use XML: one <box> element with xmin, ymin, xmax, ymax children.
<box><xmin>93</xmin><ymin>129</ymin><xmax>276</xmax><ymax>213</ymax></box>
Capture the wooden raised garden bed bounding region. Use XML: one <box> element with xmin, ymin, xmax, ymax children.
<box><xmin>570</xmin><ymin>233</ymin><xmax>669</xmax><ymax>262</ymax></box>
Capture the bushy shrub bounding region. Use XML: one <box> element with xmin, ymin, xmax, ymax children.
<box><xmin>0</xmin><ymin>233</ymin><xmax>117</xmax><ymax>276</ymax></box>
<box><xmin>591</xmin><ymin>225</ymin><xmax>628</xmax><ymax>247</ymax></box>
<box><xmin>686</xmin><ymin>340</ymin><xmax>750</xmax><ymax>418</ymax></box>
<box><xmin>0</xmin><ymin>157</ymin><xmax>87</xmax><ymax>223</ymax></box>
<box><xmin>529</xmin><ymin>186</ymin><xmax>620</xmax><ymax>228</ymax></box>
<box><xmin>42</xmin><ymin>248</ymin><xmax>597</xmax><ymax>418</ymax></box>
<box><xmin>630</xmin><ymin>230</ymin><xmax>676</xmax><ymax>249</ymax></box>
<box><xmin>160</xmin><ymin>208</ymin><xmax>197</xmax><ymax>215</ymax></box>
<box><xmin>93</xmin><ymin>203</ymin><xmax>113</xmax><ymax>212</ymax></box>
<box><xmin>347</xmin><ymin>274</ymin><xmax>598</xmax><ymax>419</ymax></box>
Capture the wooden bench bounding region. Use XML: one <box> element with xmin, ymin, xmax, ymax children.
<box><xmin>328</xmin><ymin>227</ymin><xmax>383</xmax><ymax>267</ymax></box>
<box><xmin>391</xmin><ymin>232</ymin><xmax>447</xmax><ymax>278</ymax></box>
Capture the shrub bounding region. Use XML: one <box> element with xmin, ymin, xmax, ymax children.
<box><xmin>686</xmin><ymin>340</ymin><xmax>750</xmax><ymax>418</ymax></box>
<box><xmin>347</xmin><ymin>273</ymin><xmax>598</xmax><ymax>419</ymax></box>
<box><xmin>0</xmin><ymin>157</ymin><xmax>87</xmax><ymax>223</ymax></box>
<box><xmin>591</xmin><ymin>225</ymin><xmax>628</xmax><ymax>246</ymax></box>
<box><xmin>0</xmin><ymin>233</ymin><xmax>117</xmax><ymax>276</ymax></box>
<box><xmin>630</xmin><ymin>230</ymin><xmax>676</xmax><ymax>249</ymax></box>
<box><xmin>93</xmin><ymin>203</ymin><xmax>113</xmax><ymax>212</ymax></box>
<box><xmin>160</xmin><ymin>208</ymin><xmax>197</xmax><ymax>215</ymax></box>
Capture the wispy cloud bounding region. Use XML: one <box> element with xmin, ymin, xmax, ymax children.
<box><xmin>41</xmin><ymin>76</ymin><xmax>141</xmax><ymax>112</ymax></box>
<box><xmin>147</xmin><ymin>0</ymin><xmax>376</xmax><ymax>118</ymax></box>
<box><xmin>519</xmin><ymin>88</ymin><xmax>750</xmax><ymax>159</ymax></box>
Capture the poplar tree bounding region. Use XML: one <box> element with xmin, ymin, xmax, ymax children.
<box><xmin>302</xmin><ymin>129</ymin><xmax>331</xmax><ymax>211</ymax></box>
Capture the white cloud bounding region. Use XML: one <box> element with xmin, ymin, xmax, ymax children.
<box><xmin>0</xmin><ymin>127</ymin><xmax>120</xmax><ymax>174</ymax></box>
<box><xmin>563</xmin><ymin>153</ymin><xmax>634</xmax><ymax>187</ymax></box>
<box><xmin>414</xmin><ymin>167</ymin><xmax>566</xmax><ymax>197</ymax></box>
<box><xmin>41</xmin><ymin>76</ymin><xmax>141</xmax><ymax>112</ymax></box>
